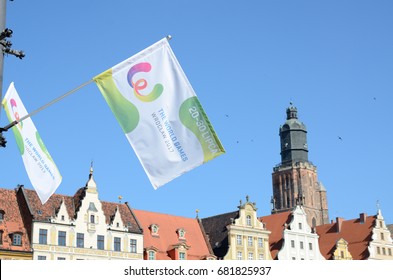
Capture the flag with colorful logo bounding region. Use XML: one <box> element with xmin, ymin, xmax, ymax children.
<box><xmin>93</xmin><ymin>37</ymin><xmax>225</xmax><ymax>188</ymax></box>
<box><xmin>2</xmin><ymin>82</ymin><xmax>62</xmax><ymax>204</ymax></box>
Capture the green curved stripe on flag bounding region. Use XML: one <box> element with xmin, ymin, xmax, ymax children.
<box><xmin>179</xmin><ymin>97</ymin><xmax>225</xmax><ymax>162</ymax></box>
<box><xmin>2</xmin><ymin>98</ymin><xmax>24</xmax><ymax>155</ymax></box>
<box><xmin>94</xmin><ymin>69</ymin><xmax>140</xmax><ymax>134</ymax></box>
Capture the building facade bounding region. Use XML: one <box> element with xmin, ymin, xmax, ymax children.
<box><xmin>271</xmin><ymin>105</ymin><xmax>329</xmax><ymax>227</ymax></box>
<box><xmin>0</xmin><ymin>188</ymin><xmax>33</xmax><ymax>260</ymax></box>
<box><xmin>202</xmin><ymin>196</ymin><xmax>272</xmax><ymax>260</ymax></box>
<box><xmin>261</xmin><ymin>205</ymin><xmax>325</xmax><ymax>260</ymax></box>
<box><xmin>16</xmin><ymin>168</ymin><xmax>144</xmax><ymax>260</ymax></box>
<box><xmin>316</xmin><ymin>210</ymin><xmax>393</xmax><ymax>260</ymax></box>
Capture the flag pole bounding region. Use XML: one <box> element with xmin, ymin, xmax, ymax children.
<box><xmin>1</xmin><ymin>79</ymin><xmax>94</xmax><ymax>132</ymax></box>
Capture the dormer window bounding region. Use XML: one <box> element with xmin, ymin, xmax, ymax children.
<box><xmin>61</xmin><ymin>215</ymin><xmax>65</xmax><ymax>221</ymax></box>
<box><xmin>150</xmin><ymin>224</ymin><xmax>159</xmax><ymax>236</ymax></box>
<box><xmin>12</xmin><ymin>233</ymin><xmax>22</xmax><ymax>246</ymax></box>
<box><xmin>116</xmin><ymin>222</ymin><xmax>120</xmax><ymax>228</ymax></box>
<box><xmin>177</xmin><ymin>228</ymin><xmax>186</xmax><ymax>240</ymax></box>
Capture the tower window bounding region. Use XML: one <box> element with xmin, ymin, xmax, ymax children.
<box><xmin>381</xmin><ymin>233</ymin><xmax>385</xmax><ymax>240</ymax></box>
<box><xmin>90</xmin><ymin>215</ymin><xmax>95</xmax><ymax>224</ymax></box>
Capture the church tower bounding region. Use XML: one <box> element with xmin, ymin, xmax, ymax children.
<box><xmin>271</xmin><ymin>105</ymin><xmax>329</xmax><ymax>227</ymax></box>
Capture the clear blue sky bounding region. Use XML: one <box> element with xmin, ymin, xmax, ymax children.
<box><xmin>1</xmin><ymin>0</ymin><xmax>392</xmax><ymax>224</ymax></box>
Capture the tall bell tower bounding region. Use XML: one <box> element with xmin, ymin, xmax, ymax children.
<box><xmin>271</xmin><ymin>105</ymin><xmax>329</xmax><ymax>227</ymax></box>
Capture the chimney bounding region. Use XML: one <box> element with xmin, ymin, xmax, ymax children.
<box><xmin>336</xmin><ymin>217</ymin><xmax>344</xmax><ymax>233</ymax></box>
<box><xmin>359</xmin><ymin>213</ymin><xmax>367</xmax><ymax>224</ymax></box>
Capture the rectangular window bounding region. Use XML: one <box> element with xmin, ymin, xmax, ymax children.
<box><xmin>237</xmin><ymin>251</ymin><xmax>242</xmax><ymax>260</ymax></box>
<box><xmin>340</xmin><ymin>251</ymin><xmax>344</xmax><ymax>259</ymax></box>
<box><xmin>12</xmin><ymin>233</ymin><xmax>22</xmax><ymax>246</ymax></box>
<box><xmin>248</xmin><ymin>252</ymin><xmax>253</xmax><ymax>260</ymax></box>
<box><xmin>57</xmin><ymin>257</ymin><xmax>66</xmax><ymax>260</ymax></box>
<box><xmin>39</xmin><ymin>229</ymin><xmax>47</xmax><ymax>245</ymax></box>
<box><xmin>381</xmin><ymin>233</ymin><xmax>385</xmax><ymax>240</ymax></box>
<box><xmin>300</xmin><ymin>241</ymin><xmax>304</xmax><ymax>250</ymax></box>
<box><xmin>0</xmin><ymin>231</ymin><xmax>3</xmax><ymax>245</ymax></box>
<box><xmin>77</xmin><ymin>233</ymin><xmax>84</xmax><ymax>248</ymax></box>
<box><xmin>114</xmin><ymin>237</ymin><xmax>121</xmax><ymax>251</ymax></box>
<box><xmin>298</xmin><ymin>223</ymin><xmax>302</xmax><ymax>230</ymax></box>
<box><xmin>148</xmin><ymin>251</ymin><xmax>155</xmax><ymax>260</ymax></box>
<box><xmin>58</xmin><ymin>231</ymin><xmax>66</xmax><ymax>246</ymax></box>
<box><xmin>97</xmin><ymin>235</ymin><xmax>104</xmax><ymax>250</ymax></box>
<box><xmin>90</xmin><ymin>214</ymin><xmax>95</xmax><ymax>224</ymax></box>
<box><xmin>130</xmin><ymin>239</ymin><xmax>137</xmax><ymax>253</ymax></box>
<box><xmin>37</xmin><ymin>256</ymin><xmax>46</xmax><ymax>260</ymax></box>
<box><xmin>259</xmin><ymin>254</ymin><xmax>264</xmax><ymax>260</ymax></box>
<box><xmin>179</xmin><ymin>252</ymin><xmax>186</xmax><ymax>260</ymax></box>
<box><xmin>236</xmin><ymin>235</ymin><xmax>242</xmax><ymax>245</ymax></box>
<box><xmin>291</xmin><ymin>240</ymin><xmax>295</xmax><ymax>248</ymax></box>
<box><xmin>377</xmin><ymin>247</ymin><xmax>381</xmax><ymax>254</ymax></box>
<box><xmin>309</xmin><ymin>243</ymin><xmax>313</xmax><ymax>250</ymax></box>
<box><xmin>388</xmin><ymin>248</ymin><xmax>392</xmax><ymax>256</ymax></box>
<box><xmin>248</xmin><ymin>236</ymin><xmax>253</xmax><ymax>246</ymax></box>
<box><xmin>258</xmin><ymin>238</ymin><xmax>263</xmax><ymax>248</ymax></box>
<box><xmin>382</xmin><ymin>247</ymin><xmax>386</xmax><ymax>255</ymax></box>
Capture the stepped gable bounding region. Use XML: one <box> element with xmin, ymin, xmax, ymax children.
<box><xmin>259</xmin><ymin>211</ymin><xmax>292</xmax><ymax>259</ymax></box>
<box><xmin>134</xmin><ymin>209</ymin><xmax>214</xmax><ymax>260</ymax></box>
<box><xmin>201</xmin><ymin>211</ymin><xmax>239</xmax><ymax>259</ymax></box>
<box><xmin>316</xmin><ymin>214</ymin><xmax>376</xmax><ymax>260</ymax></box>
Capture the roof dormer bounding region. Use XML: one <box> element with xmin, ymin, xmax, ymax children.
<box><xmin>176</xmin><ymin>228</ymin><xmax>186</xmax><ymax>240</ymax></box>
<box><xmin>149</xmin><ymin>224</ymin><xmax>159</xmax><ymax>237</ymax></box>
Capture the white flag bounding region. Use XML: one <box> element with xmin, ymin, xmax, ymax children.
<box><xmin>93</xmin><ymin>38</ymin><xmax>225</xmax><ymax>188</ymax></box>
<box><xmin>2</xmin><ymin>83</ymin><xmax>62</xmax><ymax>204</ymax></box>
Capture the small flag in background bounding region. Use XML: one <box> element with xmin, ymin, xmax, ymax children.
<box><xmin>2</xmin><ymin>82</ymin><xmax>62</xmax><ymax>204</ymax></box>
<box><xmin>93</xmin><ymin>37</ymin><xmax>225</xmax><ymax>188</ymax></box>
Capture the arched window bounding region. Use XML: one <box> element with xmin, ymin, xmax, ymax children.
<box><xmin>312</xmin><ymin>217</ymin><xmax>317</xmax><ymax>228</ymax></box>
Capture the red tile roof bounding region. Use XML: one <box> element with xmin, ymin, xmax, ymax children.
<box><xmin>259</xmin><ymin>211</ymin><xmax>292</xmax><ymax>259</ymax></box>
<box><xmin>19</xmin><ymin>186</ymin><xmax>142</xmax><ymax>234</ymax></box>
<box><xmin>316</xmin><ymin>214</ymin><xmax>376</xmax><ymax>260</ymax></box>
<box><xmin>133</xmin><ymin>209</ymin><xmax>214</xmax><ymax>260</ymax></box>
<box><xmin>0</xmin><ymin>188</ymin><xmax>31</xmax><ymax>252</ymax></box>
